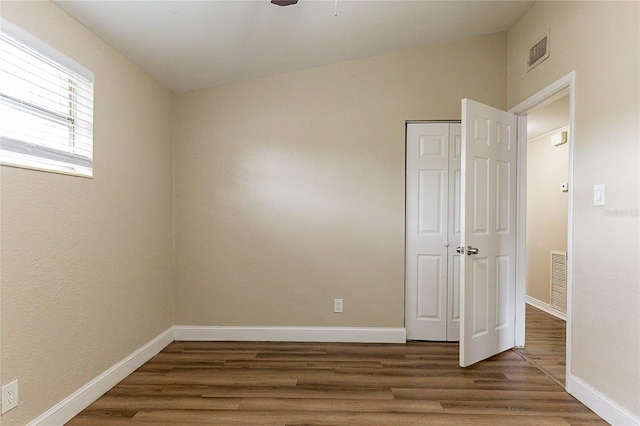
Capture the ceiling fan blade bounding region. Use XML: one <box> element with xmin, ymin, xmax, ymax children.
<box><xmin>271</xmin><ymin>0</ymin><xmax>298</xmax><ymax>6</ymax></box>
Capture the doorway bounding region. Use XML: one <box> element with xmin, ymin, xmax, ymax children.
<box><xmin>510</xmin><ymin>72</ymin><xmax>575</xmax><ymax>391</ymax></box>
<box><xmin>513</xmin><ymin>93</ymin><xmax>570</xmax><ymax>386</ymax></box>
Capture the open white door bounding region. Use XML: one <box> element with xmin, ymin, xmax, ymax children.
<box><xmin>460</xmin><ymin>99</ymin><xmax>518</xmax><ymax>367</ymax></box>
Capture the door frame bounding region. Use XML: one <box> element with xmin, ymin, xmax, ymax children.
<box><xmin>509</xmin><ymin>71</ymin><xmax>576</xmax><ymax>392</ymax></box>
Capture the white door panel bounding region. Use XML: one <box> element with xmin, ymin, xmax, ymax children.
<box><xmin>447</xmin><ymin>124</ymin><xmax>461</xmax><ymax>341</ymax></box>
<box><xmin>460</xmin><ymin>99</ymin><xmax>517</xmax><ymax>367</ymax></box>
<box><xmin>418</xmin><ymin>170</ymin><xmax>444</xmax><ymax>234</ymax></box>
<box><xmin>406</xmin><ymin>123</ymin><xmax>449</xmax><ymax>341</ymax></box>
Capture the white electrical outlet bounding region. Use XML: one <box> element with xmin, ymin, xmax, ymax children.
<box><xmin>2</xmin><ymin>380</ymin><xmax>18</xmax><ymax>414</ymax></box>
<box><xmin>334</xmin><ymin>298</ymin><xmax>344</xmax><ymax>313</ymax></box>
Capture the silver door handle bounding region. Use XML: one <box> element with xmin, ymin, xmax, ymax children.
<box><xmin>466</xmin><ymin>246</ymin><xmax>479</xmax><ymax>255</ymax></box>
<box><xmin>455</xmin><ymin>246</ymin><xmax>465</xmax><ymax>254</ymax></box>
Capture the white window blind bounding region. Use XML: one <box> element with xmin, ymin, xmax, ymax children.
<box><xmin>0</xmin><ymin>21</ymin><xmax>94</xmax><ymax>177</ymax></box>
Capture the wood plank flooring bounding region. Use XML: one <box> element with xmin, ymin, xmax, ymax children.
<box><xmin>69</xmin><ymin>340</ymin><xmax>604</xmax><ymax>425</ymax></box>
<box><xmin>514</xmin><ymin>303</ymin><xmax>567</xmax><ymax>386</ymax></box>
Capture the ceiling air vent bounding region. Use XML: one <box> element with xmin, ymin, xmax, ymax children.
<box><xmin>527</xmin><ymin>33</ymin><xmax>550</xmax><ymax>72</ymax></box>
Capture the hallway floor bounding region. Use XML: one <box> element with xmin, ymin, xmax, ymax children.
<box><xmin>514</xmin><ymin>303</ymin><xmax>567</xmax><ymax>386</ymax></box>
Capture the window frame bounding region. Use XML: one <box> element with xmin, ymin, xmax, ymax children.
<box><xmin>0</xmin><ymin>19</ymin><xmax>95</xmax><ymax>178</ymax></box>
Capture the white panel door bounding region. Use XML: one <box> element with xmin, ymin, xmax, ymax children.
<box><xmin>406</xmin><ymin>123</ymin><xmax>449</xmax><ymax>341</ymax></box>
<box><xmin>446</xmin><ymin>124</ymin><xmax>462</xmax><ymax>342</ymax></box>
<box><xmin>460</xmin><ymin>99</ymin><xmax>517</xmax><ymax>367</ymax></box>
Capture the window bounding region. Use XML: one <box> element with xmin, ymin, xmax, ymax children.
<box><xmin>0</xmin><ymin>20</ymin><xmax>94</xmax><ymax>177</ymax></box>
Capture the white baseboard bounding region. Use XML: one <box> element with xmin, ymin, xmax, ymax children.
<box><xmin>525</xmin><ymin>295</ymin><xmax>567</xmax><ymax>321</ymax></box>
<box><xmin>27</xmin><ymin>327</ymin><xmax>174</xmax><ymax>426</ymax></box>
<box><xmin>174</xmin><ymin>326</ymin><xmax>407</xmax><ymax>344</ymax></box>
<box><xmin>569</xmin><ymin>375</ymin><xmax>639</xmax><ymax>426</ymax></box>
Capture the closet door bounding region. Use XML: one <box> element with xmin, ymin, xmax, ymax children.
<box><xmin>406</xmin><ymin>123</ymin><xmax>450</xmax><ymax>341</ymax></box>
<box><xmin>446</xmin><ymin>124</ymin><xmax>462</xmax><ymax>341</ymax></box>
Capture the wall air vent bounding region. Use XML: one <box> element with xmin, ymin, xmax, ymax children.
<box><xmin>550</xmin><ymin>251</ymin><xmax>567</xmax><ymax>313</ymax></box>
<box><xmin>527</xmin><ymin>33</ymin><xmax>550</xmax><ymax>72</ymax></box>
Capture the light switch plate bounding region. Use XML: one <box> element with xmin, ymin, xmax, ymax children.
<box><xmin>594</xmin><ymin>184</ymin><xmax>605</xmax><ymax>206</ymax></box>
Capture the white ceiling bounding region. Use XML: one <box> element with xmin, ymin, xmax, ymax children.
<box><xmin>53</xmin><ymin>0</ymin><xmax>533</xmax><ymax>94</ymax></box>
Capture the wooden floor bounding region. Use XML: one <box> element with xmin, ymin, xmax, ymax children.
<box><xmin>69</xmin><ymin>339</ymin><xmax>604</xmax><ymax>425</ymax></box>
<box><xmin>515</xmin><ymin>303</ymin><xmax>567</xmax><ymax>386</ymax></box>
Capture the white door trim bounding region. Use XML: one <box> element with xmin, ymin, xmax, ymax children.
<box><xmin>508</xmin><ymin>71</ymin><xmax>576</xmax><ymax>393</ymax></box>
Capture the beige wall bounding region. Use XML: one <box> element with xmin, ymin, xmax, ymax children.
<box><xmin>0</xmin><ymin>1</ymin><xmax>174</xmax><ymax>424</ymax></box>
<box><xmin>526</xmin><ymin>132</ymin><xmax>569</xmax><ymax>304</ymax></box>
<box><xmin>508</xmin><ymin>1</ymin><xmax>639</xmax><ymax>417</ymax></box>
<box><xmin>3</xmin><ymin>0</ymin><xmax>637</xmax><ymax>423</ymax></box>
<box><xmin>172</xmin><ymin>33</ymin><xmax>507</xmax><ymax>327</ymax></box>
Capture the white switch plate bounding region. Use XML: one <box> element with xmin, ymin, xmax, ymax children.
<box><xmin>561</xmin><ymin>182</ymin><xmax>569</xmax><ymax>192</ymax></box>
<box><xmin>334</xmin><ymin>298</ymin><xmax>344</xmax><ymax>313</ymax></box>
<box><xmin>594</xmin><ymin>184</ymin><xmax>605</xmax><ymax>206</ymax></box>
<box><xmin>2</xmin><ymin>380</ymin><xmax>18</xmax><ymax>414</ymax></box>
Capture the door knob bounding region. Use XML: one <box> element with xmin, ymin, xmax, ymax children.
<box><xmin>455</xmin><ymin>246</ymin><xmax>465</xmax><ymax>254</ymax></box>
<box><xmin>466</xmin><ymin>246</ymin><xmax>479</xmax><ymax>255</ymax></box>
